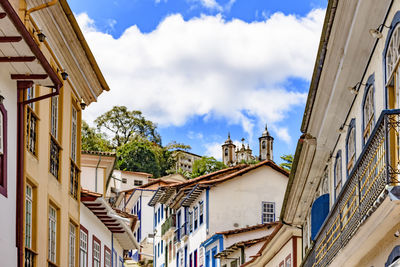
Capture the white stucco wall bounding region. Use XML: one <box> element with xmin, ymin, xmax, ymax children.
<box><xmin>80</xmin><ymin>203</ymin><xmax>124</xmax><ymax>266</ymax></box>
<box><xmin>81</xmin><ymin>166</ymin><xmax>105</xmax><ymax>194</ymax></box>
<box><xmin>265</xmin><ymin>238</ymin><xmax>294</xmax><ymax>267</ymax></box>
<box><xmin>209</xmin><ymin>166</ymin><xmax>288</xmax><ymax>234</ymax></box>
<box><xmin>0</xmin><ymin>67</ymin><xmax>18</xmax><ymax>267</ymax></box>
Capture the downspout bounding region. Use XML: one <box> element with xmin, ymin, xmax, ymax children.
<box><xmin>95</xmin><ymin>155</ymin><xmax>102</xmax><ymax>193</ymax></box>
<box><xmin>25</xmin><ymin>0</ymin><xmax>58</xmax><ymax>20</ymax></box>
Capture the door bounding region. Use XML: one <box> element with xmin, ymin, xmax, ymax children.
<box><xmin>177</xmin><ymin>211</ymin><xmax>181</xmax><ymax>241</ymax></box>
<box><xmin>211</xmin><ymin>247</ymin><xmax>217</xmax><ymax>267</ymax></box>
<box><xmin>205</xmin><ymin>251</ymin><xmax>210</xmax><ymax>267</ymax></box>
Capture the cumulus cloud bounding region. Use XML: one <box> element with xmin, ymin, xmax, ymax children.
<box><xmin>78</xmin><ymin>9</ymin><xmax>324</xmax><ymax>143</ymax></box>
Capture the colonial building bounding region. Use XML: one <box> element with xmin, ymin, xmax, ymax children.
<box><xmin>114</xmin><ymin>173</ymin><xmax>187</xmax><ymax>265</ymax></box>
<box><xmin>281</xmin><ymin>0</ymin><xmax>400</xmax><ymax>266</ymax></box>
<box><xmin>173</xmin><ymin>149</ymin><xmax>202</xmax><ymax>174</ymax></box>
<box><xmin>149</xmin><ymin>160</ymin><xmax>288</xmax><ymax>267</ymax></box>
<box><xmin>0</xmin><ymin>0</ymin><xmax>109</xmax><ymax>266</ymax></box>
<box><xmin>222</xmin><ymin>125</ymin><xmax>273</xmax><ymax>166</ymax></box>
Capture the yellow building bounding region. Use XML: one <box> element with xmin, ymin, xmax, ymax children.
<box><xmin>0</xmin><ymin>0</ymin><xmax>108</xmax><ymax>266</ymax></box>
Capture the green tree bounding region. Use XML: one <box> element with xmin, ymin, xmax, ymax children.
<box><xmin>280</xmin><ymin>154</ymin><xmax>293</xmax><ymax>172</ymax></box>
<box><xmin>94</xmin><ymin>106</ymin><xmax>161</xmax><ymax>148</ymax></box>
<box><xmin>81</xmin><ymin>120</ymin><xmax>111</xmax><ymax>151</ymax></box>
<box><xmin>191</xmin><ymin>156</ymin><xmax>226</xmax><ymax>178</ymax></box>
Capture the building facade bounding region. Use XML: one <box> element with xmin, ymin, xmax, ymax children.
<box><xmin>0</xmin><ymin>0</ymin><xmax>110</xmax><ymax>266</ymax></box>
<box><xmin>173</xmin><ymin>150</ymin><xmax>202</xmax><ymax>174</ymax></box>
<box><xmin>149</xmin><ymin>161</ymin><xmax>288</xmax><ymax>267</ymax></box>
<box><xmin>281</xmin><ymin>0</ymin><xmax>400</xmax><ymax>266</ymax></box>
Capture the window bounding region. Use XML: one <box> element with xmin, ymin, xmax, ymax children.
<box><xmin>0</xmin><ymin>100</ymin><xmax>6</xmax><ymax>196</ymax></box>
<box><xmin>79</xmin><ymin>226</ymin><xmax>88</xmax><ymax>267</ymax></box>
<box><xmin>93</xmin><ymin>236</ymin><xmax>101</xmax><ymax>267</ymax></box>
<box><xmin>224</xmin><ymin>148</ymin><xmax>228</xmax><ymax>156</ymax></box>
<box><xmin>26</xmin><ymin>105</ymin><xmax>37</xmax><ymax>155</ymax></box>
<box><xmin>113</xmin><ymin>250</ymin><xmax>117</xmax><ymax>267</ymax></box>
<box><xmin>189</xmin><ymin>211</ymin><xmax>193</xmax><ymax>233</ymax></box>
<box><xmin>194</xmin><ymin>207</ymin><xmax>198</xmax><ymax>230</ymax></box>
<box><xmin>262</xmin><ymin>202</ymin><xmax>275</xmax><ymax>223</ymax></box>
<box><xmin>199</xmin><ymin>202</ymin><xmax>204</xmax><ymax>225</ymax></box>
<box><xmin>25</xmin><ymin>184</ymin><xmax>33</xmax><ymax>249</ymax></box>
<box><xmin>334</xmin><ymin>151</ymin><xmax>342</xmax><ymax>200</ymax></box>
<box><xmin>285</xmin><ymin>255</ymin><xmax>291</xmax><ymax>267</ymax></box>
<box><xmin>69</xmin><ymin>223</ymin><xmax>76</xmax><ymax>267</ymax></box>
<box><xmin>262</xmin><ymin>141</ymin><xmax>266</xmax><ymax>149</ymax></box>
<box><xmin>363</xmin><ymin>85</ymin><xmax>374</xmax><ymax>143</ymax></box>
<box><xmin>48</xmin><ymin>205</ymin><xmax>57</xmax><ymax>264</ymax></box>
<box><xmin>119</xmin><ymin>257</ymin><xmax>123</xmax><ymax>267</ymax></box>
<box><xmin>134</xmin><ymin>180</ymin><xmax>143</xmax><ymax>186</ymax></box>
<box><xmin>70</xmin><ymin>105</ymin><xmax>79</xmax><ymax>199</ymax></box>
<box><xmin>104</xmin><ymin>246</ymin><xmax>111</xmax><ymax>267</ymax></box>
<box><xmin>346</xmin><ymin>119</ymin><xmax>356</xmax><ymax>174</ymax></box>
<box><xmin>50</xmin><ymin>96</ymin><xmax>61</xmax><ymax>179</ymax></box>
<box><xmin>386</xmin><ymin>24</ymin><xmax>400</xmax><ymax>80</ymax></box>
<box><xmin>230</xmin><ymin>260</ymin><xmax>237</xmax><ymax>267</ymax></box>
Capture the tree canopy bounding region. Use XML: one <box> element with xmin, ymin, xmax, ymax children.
<box><xmin>280</xmin><ymin>154</ymin><xmax>293</xmax><ymax>172</ymax></box>
<box><xmin>82</xmin><ymin>106</ymin><xmax>190</xmax><ymax>177</ymax></box>
<box><xmin>191</xmin><ymin>156</ymin><xmax>226</xmax><ymax>178</ymax></box>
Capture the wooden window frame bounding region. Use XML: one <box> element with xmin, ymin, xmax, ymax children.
<box><xmin>104</xmin><ymin>245</ymin><xmax>111</xmax><ymax>267</ymax></box>
<box><xmin>334</xmin><ymin>150</ymin><xmax>342</xmax><ymax>200</ymax></box>
<box><xmin>285</xmin><ymin>254</ymin><xmax>292</xmax><ymax>267</ymax></box>
<box><xmin>79</xmin><ymin>225</ymin><xmax>89</xmax><ymax>267</ymax></box>
<box><xmin>92</xmin><ymin>235</ymin><xmax>101</xmax><ymax>267</ymax></box>
<box><xmin>0</xmin><ymin>101</ymin><xmax>7</xmax><ymax>197</ymax></box>
<box><xmin>69</xmin><ymin>222</ymin><xmax>77</xmax><ymax>267</ymax></box>
<box><xmin>48</xmin><ymin>204</ymin><xmax>58</xmax><ymax>265</ymax></box>
<box><xmin>25</xmin><ymin>184</ymin><xmax>33</xmax><ymax>249</ymax></box>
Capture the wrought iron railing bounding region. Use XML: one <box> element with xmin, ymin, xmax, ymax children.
<box><xmin>304</xmin><ymin>110</ymin><xmax>400</xmax><ymax>267</ymax></box>
<box><xmin>24</xmin><ymin>247</ymin><xmax>36</xmax><ymax>267</ymax></box>
<box><xmin>174</xmin><ymin>222</ymin><xmax>188</xmax><ymax>242</ymax></box>
<box><xmin>161</xmin><ymin>214</ymin><xmax>176</xmax><ymax>236</ymax></box>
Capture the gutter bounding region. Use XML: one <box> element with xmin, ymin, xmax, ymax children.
<box><xmin>58</xmin><ymin>0</ymin><xmax>110</xmax><ymax>92</ymax></box>
<box><xmin>279</xmin><ymin>135</ymin><xmax>305</xmax><ymax>222</ymax></box>
<box><xmin>300</xmin><ymin>0</ymin><xmax>338</xmax><ymax>133</ymax></box>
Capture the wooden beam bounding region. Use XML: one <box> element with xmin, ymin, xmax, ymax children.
<box><xmin>11</xmin><ymin>74</ymin><xmax>48</xmax><ymax>80</ymax></box>
<box><xmin>0</xmin><ymin>13</ymin><xmax>6</xmax><ymax>19</ymax></box>
<box><xmin>111</xmin><ymin>230</ymin><xmax>125</xmax><ymax>233</ymax></box>
<box><xmin>0</xmin><ymin>56</ymin><xmax>35</xmax><ymax>62</ymax></box>
<box><xmin>0</xmin><ymin>36</ymin><xmax>22</xmax><ymax>42</ymax></box>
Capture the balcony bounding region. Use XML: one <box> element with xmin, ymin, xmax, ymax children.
<box><xmin>174</xmin><ymin>222</ymin><xmax>188</xmax><ymax>244</ymax></box>
<box><xmin>161</xmin><ymin>214</ymin><xmax>176</xmax><ymax>237</ymax></box>
<box><xmin>24</xmin><ymin>247</ymin><xmax>36</xmax><ymax>267</ymax></box>
<box><xmin>304</xmin><ymin>110</ymin><xmax>400</xmax><ymax>267</ymax></box>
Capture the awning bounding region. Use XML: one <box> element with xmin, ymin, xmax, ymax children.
<box><xmin>81</xmin><ymin>190</ymin><xmax>139</xmax><ymax>250</ymax></box>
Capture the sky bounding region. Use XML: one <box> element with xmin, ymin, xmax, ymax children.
<box><xmin>69</xmin><ymin>0</ymin><xmax>327</xmax><ymax>164</ymax></box>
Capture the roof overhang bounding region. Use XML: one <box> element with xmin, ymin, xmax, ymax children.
<box><xmin>81</xmin><ymin>192</ymin><xmax>139</xmax><ymax>250</ymax></box>
<box><xmin>0</xmin><ymin>0</ymin><xmax>62</xmax><ymax>89</ymax></box>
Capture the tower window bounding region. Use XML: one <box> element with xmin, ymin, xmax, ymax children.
<box><xmin>224</xmin><ymin>148</ymin><xmax>228</xmax><ymax>156</ymax></box>
<box><xmin>262</xmin><ymin>141</ymin><xmax>266</xmax><ymax>149</ymax></box>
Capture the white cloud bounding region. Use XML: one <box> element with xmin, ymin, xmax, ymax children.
<box><xmin>197</xmin><ymin>0</ymin><xmax>222</xmax><ymax>10</ymax></box>
<box><xmin>188</xmin><ymin>131</ymin><xmax>204</xmax><ymax>140</ymax></box>
<box><xmin>204</xmin><ymin>142</ymin><xmax>222</xmax><ymax>159</ymax></box>
<box><xmin>78</xmin><ymin>9</ymin><xmax>324</xmax><ymax>143</ymax></box>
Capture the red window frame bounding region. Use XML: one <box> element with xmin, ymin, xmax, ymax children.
<box><xmin>279</xmin><ymin>260</ymin><xmax>284</xmax><ymax>267</ymax></box>
<box><xmin>104</xmin><ymin>245</ymin><xmax>111</xmax><ymax>267</ymax></box>
<box><xmin>285</xmin><ymin>254</ymin><xmax>292</xmax><ymax>267</ymax></box>
<box><xmin>80</xmin><ymin>225</ymin><xmax>89</xmax><ymax>267</ymax></box>
<box><xmin>0</xmin><ymin>102</ymin><xmax>7</xmax><ymax>197</ymax></box>
<box><xmin>92</xmin><ymin>235</ymin><xmax>101</xmax><ymax>267</ymax></box>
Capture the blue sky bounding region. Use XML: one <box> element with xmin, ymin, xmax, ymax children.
<box><xmin>74</xmin><ymin>0</ymin><xmax>327</xmax><ymax>164</ymax></box>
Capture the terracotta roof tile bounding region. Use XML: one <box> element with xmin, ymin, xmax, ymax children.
<box><xmin>216</xmin><ymin>222</ymin><xmax>279</xmax><ymax>236</ymax></box>
<box><xmin>82</xmin><ymin>150</ymin><xmax>116</xmax><ymax>156</ymax></box>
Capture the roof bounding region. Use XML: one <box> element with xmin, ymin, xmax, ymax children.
<box><xmin>122</xmin><ymin>179</ymin><xmax>175</xmax><ymax>194</ymax></box>
<box><xmin>59</xmin><ymin>0</ymin><xmax>110</xmax><ymax>92</ymax></box>
<box><xmin>82</xmin><ymin>150</ymin><xmax>116</xmax><ymax>157</ymax></box>
<box><xmin>119</xmin><ymin>170</ymin><xmax>153</xmax><ymax>177</ymax></box>
<box><xmin>81</xmin><ymin>189</ymin><xmax>139</xmax><ymax>250</ymax></box>
<box><xmin>216</xmin><ymin>222</ymin><xmax>279</xmax><ymax>236</ymax></box>
<box><xmin>215</xmin><ymin>235</ymin><xmax>271</xmax><ymax>259</ymax></box>
<box><xmin>173</xmin><ymin>149</ymin><xmax>202</xmax><ymax>158</ymax></box>
<box><xmin>240</xmin><ymin>223</ymin><xmax>283</xmax><ymax>267</ymax></box>
<box><xmin>300</xmin><ymin>0</ymin><xmax>338</xmax><ymax>133</ymax></box>
<box><xmin>149</xmin><ymin>160</ymin><xmax>288</xmax><ymax>207</ymax></box>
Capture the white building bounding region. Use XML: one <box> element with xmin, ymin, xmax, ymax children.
<box><xmin>80</xmin><ymin>189</ymin><xmax>139</xmax><ymax>267</ymax></box>
<box><xmin>149</xmin><ymin>160</ymin><xmax>289</xmax><ymax>267</ymax></box>
<box><xmin>109</xmin><ymin>170</ymin><xmax>153</xmax><ymax>195</ymax></box>
<box><xmin>115</xmin><ymin>173</ymin><xmax>187</xmax><ymax>265</ymax></box>
<box><xmin>173</xmin><ymin>150</ymin><xmax>202</xmax><ymax>173</ymax></box>
<box><xmin>281</xmin><ymin>1</ymin><xmax>400</xmax><ymax>266</ymax></box>
<box><xmin>212</xmin><ymin>222</ymin><xmax>281</xmax><ymax>267</ymax></box>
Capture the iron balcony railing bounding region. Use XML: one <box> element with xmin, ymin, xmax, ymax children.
<box><xmin>174</xmin><ymin>222</ymin><xmax>188</xmax><ymax>242</ymax></box>
<box><xmin>24</xmin><ymin>247</ymin><xmax>36</xmax><ymax>267</ymax></box>
<box><xmin>161</xmin><ymin>214</ymin><xmax>176</xmax><ymax>236</ymax></box>
<box><xmin>304</xmin><ymin>109</ymin><xmax>400</xmax><ymax>267</ymax></box>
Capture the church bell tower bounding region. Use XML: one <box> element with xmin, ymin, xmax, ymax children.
<box><xmin>222</xmin><ymin>133</ymin><xmax>236</xmax><ymax>166</ymax></box>
<box><xmin>259</xmin><ymin>124</ymin><xmax>274</xmax><ymax>161</ymax></box>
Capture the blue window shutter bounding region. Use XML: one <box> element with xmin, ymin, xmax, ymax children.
<box><xmin>311</xmin><ymin>193</ymin><xmax>330</xmax><ymax>240</ymax></box>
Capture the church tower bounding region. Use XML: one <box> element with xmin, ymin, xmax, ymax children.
<box><xmin>259</xmin><ymin>124</ymin><xmax>274</xmax><ymax>161</ymax></box>
<box><xmin>222</xmin><ymin>133</ymin><xmax>236</xmax><ymax>166</ymax></box>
